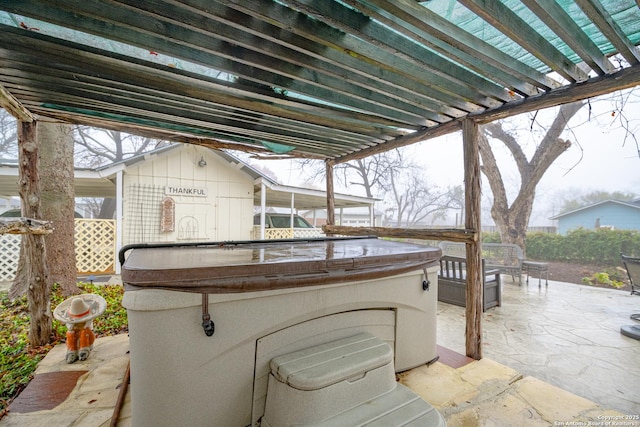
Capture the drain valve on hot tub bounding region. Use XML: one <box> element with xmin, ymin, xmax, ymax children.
<box><xmin>201</xmin><ymin>294</ymin><xmax>215</xmax><ymax>336</ymax></box>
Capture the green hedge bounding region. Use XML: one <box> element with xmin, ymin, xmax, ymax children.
<box><xmin>521</xmin><ymin>228</ymin><xmax>640</xmax><ymax>264</ymax></box>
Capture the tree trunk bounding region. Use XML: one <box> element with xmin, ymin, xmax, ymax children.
<box><xmin>479</xmin><ymin>102</ymin><xmax>584</xmax><ymax>252</ymax></box>
<box><xmin>15</xmin><ymin>121</ymin><xmax>52</xmax><ymax>346</ymax></box>
<box><xmin>98</xmin><ymin>197</ymin><xmax>117</xmax><ymax>219</ymax></box>
<box><xmin>40</xmin><ymin>121</ymin><xmax>79</xmax><ymax>296</ymax></box>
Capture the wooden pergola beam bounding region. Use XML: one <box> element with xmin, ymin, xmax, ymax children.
<box><xmin>0</xmin><ymin>218</ymin><xmax>54</xmax><ymax>235</ymax></box>
<box><xmin>0</xmin><ymin>83</ymin><xmax>34</xmax><ymax>122</ymax></box>
<box><xmin>321</xmin><ymin>225</ymin><xmax>477</xmax><ymax>243</ymax></box>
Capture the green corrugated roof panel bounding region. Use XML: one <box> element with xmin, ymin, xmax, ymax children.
<box><xmin>422</xmin><ymin>0</ymin><xmax>640</xmax><ymax>73</ymax></box>
<box><xmin>0</xmin><ymin>11</ymin><xmax>235</xmax><ymax>83</ymax></box>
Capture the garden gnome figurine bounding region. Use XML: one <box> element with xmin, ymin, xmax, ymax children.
<box><xmin>53</xmin><ymin>294</ymin><xmax>107</xmax><ymax>364</ymax></box>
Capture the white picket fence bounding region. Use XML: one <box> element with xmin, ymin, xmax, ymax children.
<box><xmin>0</xmin><ymin>219</ymin><xmax>116</xmax><ymax>281</ymax></box>
<box><xmin>251</xmin><ymin>226</ymin><xmax>325</xmax><ymax>240</ymax></box>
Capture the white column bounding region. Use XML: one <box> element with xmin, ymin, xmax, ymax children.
<box><xmin>115</xmin><ymin>170</ymin><xmax>123</xmax><ymax>274</ymax></box>
<box><xmin>369</xmin><ymin>204</ymin><xmax>374</xmax><ymax>226</ymax></box>
<box><xmin>260</xmin><ymin>181</ymin><xmax>266</xmax><ymax>240</ymax></box>
<box><xmin>290</xmin><ymin>193</ymin><xmax>295</xmax><ymax>229</ymax></box>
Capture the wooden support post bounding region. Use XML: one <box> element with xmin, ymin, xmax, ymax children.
<box><xmin>462</xmin><ymin>119</ymin><xmax>483</xmax><ymax>360</ymax></box>
<box><xmin>17</xmin><ymin>121</ymin><xmax>52</xmax><ymax>346</ymax></box>
<box><xmin>326</xmin><ymin>160</ymin><xmax>335</xmax><ymax>226</ymax></box>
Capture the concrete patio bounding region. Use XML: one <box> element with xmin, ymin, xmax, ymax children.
<box><xmin>1</xmin><ymin>276</ymin><xmax>638</xmax><ymax>426</ymax></box>
<box><xmin>435</xmin><ymin>277</ymin><xmax>640</xmax><ymax>417</ymax></box>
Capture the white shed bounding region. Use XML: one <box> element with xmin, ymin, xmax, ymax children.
<box><xmin>120</xmin><ymin>144</ymin><xmax>255</xmax><ymax>245</ymax></box>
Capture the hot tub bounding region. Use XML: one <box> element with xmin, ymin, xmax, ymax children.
<box><xmin>121</xmin><ymin>237</ymin><xmax>441</xmax><ymax>427</ymax></box>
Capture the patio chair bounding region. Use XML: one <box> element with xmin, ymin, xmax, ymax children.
<box><xmin>621</xmin><ymin>253</ymin><xmax>640</xmax><ymax>297</ymax></box>
<box><xmin>620</xmin><ymin>254</ymin><xmax>640</xmax><ymax>339</ymax></box>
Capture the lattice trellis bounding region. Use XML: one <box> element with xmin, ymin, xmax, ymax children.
<box><xmin>75</xmin><ymin>219</ymin><xmax>116</xmax><ymax>274</ymax></box>
<box><xmin>126</xmin><ymin>183</ymin><xmax>165</xmax><ymax>244</ymax></box>
<box><xmin>0</xmin><ymin>219</ymin><xmax>117</xmax><ymax>281</ymax></box>
<box><xmin>293</xmin><ymin>229</ymin><xmax>324</xmax><ymax>239</ymax></box>
<box><xmin>252</xmin><ymin>226</ymin><xmax>326</xmax><ymax>240</ymax></box>
<box><xmin>264</xmin><ymin>228</ymin><xmax>294</xmax><ymax>239</ymax></box>
<box><xmin>251</xmin><ymin>227</ymin><xmax>293</xmax><ymax>240</ymax></box>
<box><xmin>0</xmin><ymin>234</ymin><xmax>21</xmax><ymax>281</ymax></box>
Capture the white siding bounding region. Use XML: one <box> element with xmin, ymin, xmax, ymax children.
<box><xmin>122</xmin><ymin>145</ymin><xmax>253</xmax><ymax>245</ymax></box>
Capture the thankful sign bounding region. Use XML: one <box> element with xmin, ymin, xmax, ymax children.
<box><xmin>165</xmin><ymin>186</ymin><xmax>208</xmax><ymax>197</ymax></box>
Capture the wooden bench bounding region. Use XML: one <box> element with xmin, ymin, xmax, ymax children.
<box><xmin>438</xmin><ymin>256</ymin><xmax>501</xmax><ymax>311</ymax></box>
<box><xmin>439</xmin><ymin>242</ymin><xmax>524</xmax><ymax>284</ymax></box>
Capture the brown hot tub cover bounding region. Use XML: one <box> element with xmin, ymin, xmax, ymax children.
<box><xmin>120</xmin><ymin>237</ymin><xmax>441</xmax><ymax>294</ymax></box>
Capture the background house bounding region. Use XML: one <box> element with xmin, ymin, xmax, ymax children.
<box><xmin>550</xmin><ymin>199</ymin><xmax>640</xmax><ymax>235</ymax></box>
<box><xmin>301</xmin><ymin>207</ymin><xmax>384</xmax><ymax>227</ymax></box>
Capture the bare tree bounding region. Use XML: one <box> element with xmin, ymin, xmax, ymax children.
<box><xmin>298</xmin><ymin>152</ymin><xmax>402</xmax><ymax>199</ymax></box>
<box><xmin>388</xmin><ymin>174</ymin><xmax>450</xmax><ymax>226</ymax></box>
<box><xmin>0</xmin><ymin>108</ymin><xmax>17</xmax><ymax>158</ymax></box>
<box><xmin>74</xmin><ymin>127</ymin><xmax>163</xmax><ymax>218</ymax></box>
<box><xmin>298</xmin><ymin>150</ymin><xmax>462</xmax><ymax>227</ymax></box>
<box><xmin>74</xmin><ymin>127</ymin><xmax>160</xmax><ymax>167</ymax></box>
<box><xmin>385</xmin><ymin>152</ymin><xmax>463</xmax><ymax>227</ymax></box>
<box><xmin>479</xmin><ymin>102</ymin><xmax>585</xmax><ymax>250</ymax></box>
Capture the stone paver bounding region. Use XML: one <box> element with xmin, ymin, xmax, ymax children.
<box><xmin>400</xmin><ymin>359</ymin><xmax>628</xmax><ymax>427</ymax></box>
<box><xmin>1</xmin><ymin>334</ymin><xmax>130</xmax><ymax>427</ymax></box>
<box><xmin>437</xmin><ymin>278</ymin><xmax>640</xmax><ymax>416</ymax></box>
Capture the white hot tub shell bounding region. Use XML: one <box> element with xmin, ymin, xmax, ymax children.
<box><xmin>121</xmin><ymin>237</ymin><xmax>441</xmax><ymax>427</ymax></box>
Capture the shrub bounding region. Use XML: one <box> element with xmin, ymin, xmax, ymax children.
<box><xmin>582</xmin><ymin>272</ymin><xmax>624</xmax><ymax>289</ymax></box>
<box><xmin>0</xmin><ymin>283</ymin><xmax>127</xmax><ymax>414</ymax></box>
<box><xmin>524</xmin><ymin>228</ymin><xmax>640</xmax><ymax>264</ymax></box>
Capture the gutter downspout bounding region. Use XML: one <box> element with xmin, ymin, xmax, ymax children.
<box><xmin>115</xmin><ymin>170</ymin><xmax>123</xmax><ymax>274</ymax></box>
<box><xmin>260</xmin><ymin>180</ymin><xmax>266</xmax><ymax>240</ymax></box>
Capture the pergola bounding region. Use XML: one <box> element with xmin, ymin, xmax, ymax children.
<box><xmin>1</xmin><ymin>0</ymin><xmax>639</xmax><ymax>359</ymax></box>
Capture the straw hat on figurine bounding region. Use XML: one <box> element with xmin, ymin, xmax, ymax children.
<box><xmin>53</xmin><ymin>294</ymin><xmax>107</xmax><ymax>324</ymax></box>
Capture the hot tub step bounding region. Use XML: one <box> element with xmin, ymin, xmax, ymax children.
<box><xmin>308</xmin><ymin>383</ymin><xmax>446</xmax><ymax>427</ymax></box>
<box><xmin>262</xmin><ymin>333</ymin><xmax>445</xmax><ymax>426</ymax></box>
<box><xmin>269</xmin><ymin>332</ymin><xmax>394</xmax><ymax>391</ymax></box>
